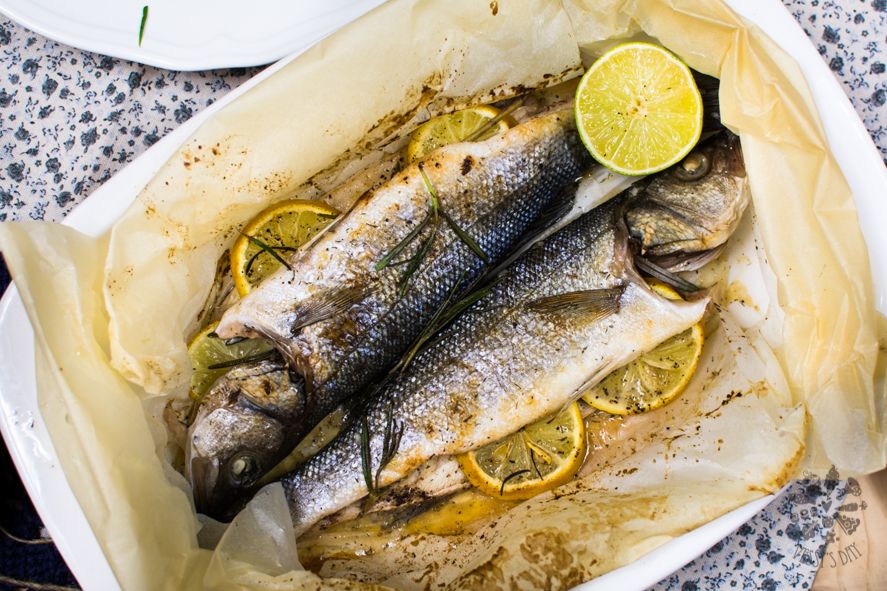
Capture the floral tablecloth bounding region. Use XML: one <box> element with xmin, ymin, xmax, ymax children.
<box><xmin>0</xmin><ymin>0</ymin><xmax>885</xmax><ymax>589</ymax></box>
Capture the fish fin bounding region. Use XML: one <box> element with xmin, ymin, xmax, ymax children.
<box><xmin>291</xmin><ymin>287</ymin><xmax>365</xmax><ymax>332</ymax></box>
<box><xmin>646</xmin><ymin>243</ymin><xmax>726</xmax><ymax>273</ymax></box>
<box><xmin>633</xmin><ymin>254</ymin><xmax>702</xmax><ymax>293</ymax></box>
<box><xmin>558</xmin><ymin>358</ymin><xmax>626</xmax><ymax>413</ymax></box>
<box><xmin>527</xmin><ymin>286</ymin><xmax>625</xmax><ymax>321</ymax></box>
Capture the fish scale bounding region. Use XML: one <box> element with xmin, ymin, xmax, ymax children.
<box><xmin>281</xmin><ymin>197</ymin><xmax>709</xmax><ymax>536</ymax></box>
<box><xmin>221</xmin><ymin>106</ymin><xmax>590</xmax><ymax>400</ymax></box>
<box><xmin>190</xmin><ymin>130</ymin><xmax>747</xmax><ymax>523</ymax></box>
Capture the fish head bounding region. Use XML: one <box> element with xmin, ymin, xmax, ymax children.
<box><xmin>185</xmin><ymin>355</ymin><xmax>307</xmax><ymax>519</ymax></box>
<box><xmin>625</xmin><ymin>130</ymin><xmax>749</xmax><ymax>260</ymax></box>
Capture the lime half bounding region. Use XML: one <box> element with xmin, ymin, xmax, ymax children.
<box><xmin>575</xmin><ymin>42</ymin><xmax>703</xmax><ymax>176</ymax></box>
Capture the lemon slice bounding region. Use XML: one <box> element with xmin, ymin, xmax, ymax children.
<box><xmin>575</xmin><ymin>42</ymin><xmax>703</xmax><ymax>176</ymax></box>
<box><xmin>407</xmin><ymin>105</ymin><xmax>517</xmax><ymax>163</ymax></box>
<box><xmin>582</xmin><ymin>280</ymin><xmax>704</xmax><ymax>415</ymax></box>
<box><xmin>187</xmin><ymin>321</ymin><xmax>275</xmax><ymax>402</ymax></box>
<box><xmin>231</xmin><ymin>199</ymin><xmax>339</xmax><ymax>297</ymax></box>
<box><xmin>457</xmin><ymin>402</ymin><xmax>585</xmax><ymax>501</ymax></box>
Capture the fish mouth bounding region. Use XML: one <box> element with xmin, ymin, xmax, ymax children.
<box><xmin>190</xmin><ymin>455</ymin><xmax>253</xmax><ymax>521</ymax></box>
<box><xmin>189</xmin><ymin>456</ymin><xmax>221</xmax><ymax>516</ymax></box>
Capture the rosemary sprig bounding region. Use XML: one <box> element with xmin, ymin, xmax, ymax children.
<box><xmin>206</xmin><ymin>349</ymin><xmax>274</xmax><ymax>370</ymax></box>
<box><xmin>375</xmin><ymin>211</ymin><xmax>435</xmax><ymax>271</ymax></box>
<box><xmin>360</xmin><ymin>403</ymin><xmax>405</xmax><ymax>500</ymax></box>
<box><xmin>396</xmin><ymin>272</ymin><xmax>466</xmax><ymax>371</ymax></box>
<box><xmin>529</xmin><ymin>448</ymin><xmax>542</xmax><ymax>479</ymax></box>
<box><xmin>242</xmin><ymin>233</ymin><xmax>293</xmax><ymax>272</ymax></box>
<box><xmin>244</xmin><ymin>244</ymin><xmax>297</xmax><ymax>277</ymax></box>
<box><xmin>420</xmin><ymin>167</ymin><xmax>489</xmax><ymax>264</ymax></box>
<box><xmin>139</xmin><ymin>6</ymin><xmax>148</xmax><ymax>47</ymax></box>
<box><xmin>375</xmin><ymin>165</ymin><xmax>489</xmax><ymax>295</ymax></box>
<box><xmin>241</xmin><ymin>232</ymin><xmax>297</xmax><ymax>282</ymax></box>
<box><xmin>396</xmin><ymin>226</ymin><xmax>437</xmax><ymax>296</ymax></box>
<box><xmin>376</xmin><ymin>404</ymin><xmax>405</xmax><ymax>490</ymax></box>
<box><xmin>397</xmin><ymin>273</ymin><xmax>501</xmax><ymax>372</ymax></box>
<box><xmin>433</xmin><ymin>275</ymin><xmax>500</xmax><ymax>326</ymax></box>
<box><xmin>500</xmin><ymin>469</ymin><xmax>530</xmax><ymax>496</ymax></box>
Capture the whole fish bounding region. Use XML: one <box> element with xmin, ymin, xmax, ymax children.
<box><xmin>280</xmin><ymin>133</ymin><xmax>746</xmax><ymax>536</ymax></box>
<box><xmin>192</xmin><ymin>106</ymin><xmax>592</xmax><ymax>518</ymax></box>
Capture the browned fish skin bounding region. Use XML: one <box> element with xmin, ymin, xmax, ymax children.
<box><xmin>218</xmin><ymin>107</ymin><xmax>591</xmax><ymax>396</ymax></box>
<box><xmin>197</xmin><ymin>106</ymin><xmax>591</xmax><ymax>519</ymax></box>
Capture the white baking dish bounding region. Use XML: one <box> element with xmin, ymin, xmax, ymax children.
<box><xmin>0</xmin><ymin>0</ymin><xmax>884</xmax><ymax>589</ymax></box>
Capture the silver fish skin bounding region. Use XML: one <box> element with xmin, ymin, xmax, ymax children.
<box><xmin>280</xmin><ymin>196</ymin><xmax>709</xmax><ymax>537</ymax></box>
<box><xmin>186</xmin><ymin>352</ymin><xmax>306</xmax><ymax>516</ymax></box>
<box><xmin>626</xmin><ymin>131</ymin><xmax>748</xmax><ymax>258</ymax></box>
<box><xmin>198</xmin><ymin>107</ymin><xmax>590</xmax><ymax>518</ymax></box>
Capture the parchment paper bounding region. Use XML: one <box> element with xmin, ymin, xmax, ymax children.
<box><xmin>0</xmin><ymin>0</ymin><xmax>884</xmax><ymax>589</ymax></box>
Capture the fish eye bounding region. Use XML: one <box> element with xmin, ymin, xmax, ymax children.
<box><xmin>673</xmin><ymin>152</ymin><xmax>711</xmax><ymax>181</ymax></box>
<box><xmin>228</xmin><ymin>452</ymin><xmax>262</xmax><ymax>486</ymax></box>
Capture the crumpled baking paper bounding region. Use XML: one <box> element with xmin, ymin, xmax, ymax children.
<box><xmin>0</xmin><ymin>0</ymin><xmax>884</xmax><ymax>589</ymax></box>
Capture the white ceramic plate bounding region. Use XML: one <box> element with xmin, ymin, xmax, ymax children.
<box><xmin>1</xmin><ymin>0</ymin><xmax>886</xmax><ymax>589</ymax></box>
<box><xmin>0</xmin><ymin>0</ymin><xmax>388</xmax><ymax>70</ymax></box>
